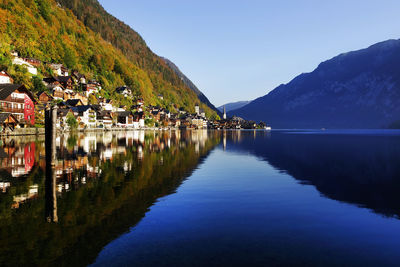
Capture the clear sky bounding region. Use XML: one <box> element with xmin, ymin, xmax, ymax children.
<box><xmin>98</xmin><ymin>0</ymin><xmax>400</xmax><ymax>106</ymax></box>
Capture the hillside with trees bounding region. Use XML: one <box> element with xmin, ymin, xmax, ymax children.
<box><xmin>0</xmin><ymin>0</ymin><xmax>216</xmax><ymax>116</ymax></box>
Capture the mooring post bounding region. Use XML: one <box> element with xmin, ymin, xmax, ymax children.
<box><xmin>45</xmin><ymin>105</ymin><xmax>58</xmax><ymax>223</ymax></box>
<box><xmin>52</xmin><ymin>106</ymin><xmax>57</xmax><ymax>164</ymax></box>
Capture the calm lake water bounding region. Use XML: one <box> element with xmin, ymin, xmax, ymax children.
<box><xmin>1</xmin><ymin>129</ymin><xmax>400</xmax><ymax>266</ymax></box>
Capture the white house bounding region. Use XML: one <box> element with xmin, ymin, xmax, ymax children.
<box><xmin>85</xmin><ymin>82</ymin><xmax>100</xmax><ymax>97</ymax></box>
<box><xmin>100</xmin><ymin>99</ymin><xmax>113</xmax><ymax>111</ymax></box>
<box><xmin>72</xmin><ymin>105</ymin><xmax>97</xmax><ymax>128</ymax></box>
<box><xmin>115</xmin><ymin>86</ymin><xmax>132</xmax><ymax>97</ymax></box>
<box><xmin>139</xmin><ymin>118</ymin><xmax>145</xmax><ymax>128</ymax></box>
<box><xmin>0</xmin><ymin>71</ymin><xmax>13</xmax><ymax>84</ymax></box>
<box><xmin>49</xmin><ymin>64</ymin><xmax>69</xmax><ymax>76</ymax></box>
<box><xmin>12</xmin><ymin>57</ymin><xmax>37</xmax><ymax>75</ymax></box>
<box><xmin>97</xmin><ymin>111</ymin><xmax>113</xmax><ymax>129</ymax></box>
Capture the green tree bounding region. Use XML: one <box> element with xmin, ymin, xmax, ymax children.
<box><xmin>66</xmin><ymin>113</ymin><xmax>78</xmax><ymax>129</ymax></box>
<box><xmin>63</xmin><ymin>47</ymin><xmax>76</xmax><ymax>69</ymax></box>
<box><xmin>88</xmin><ymin>94</ymin><xmax>98</xmax><ymax>105</ymax></box>
<box><xmin>32</xmin><ymin>76</ymin><xmax>46</xmax><ymax>92</ymax></box>
<box><xmin>35</xmin><ymin>0</ymin><xmax>51</xmax><ymax>22</ymax></box>
<box><xmin>210</xmin><ymin>114</ymin><xmax>220</xmax><ymax>121</ymax></box>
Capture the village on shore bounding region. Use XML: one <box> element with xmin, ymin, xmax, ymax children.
<box><xmin>0</xmin><ymin>52</ymin><xmax>269</xmax><ymax>134</ymax></box>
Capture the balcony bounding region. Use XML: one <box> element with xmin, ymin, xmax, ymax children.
<box><xmin>2</xmin><ymin>107</ymin><xmax>24</xmax><ymax>114</ymax></box>
<box><xmin>10</xmin><ymin>98</ymin><xmax>25</xmax><ymax>103</ymax></box>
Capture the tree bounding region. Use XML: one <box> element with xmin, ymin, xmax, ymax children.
<box><xmin>35</xmin><ymin>0</ymin><xmax>52</xmax><ymax>22</ymax></box>
<box><xmin>66</xmin><ymin>113</ymin><xmax>78</xmax><ymax>129</ymax></box>
<box><xmin>88</xmin><ymin>94</ymin><xmax>98</xmax><ymax>105</ymax></box>
<box><xmin>63</xmin><ymin>47</ymin><xmax>76</xmax><ymax>69</ymax></box>
<box><xmin>32</xmin><ymin>76</ymin><xmax>46</xmax><ymax>93</ymax></box>
<box><xmin>210</xmin><ymin>114</ymin><xmax>220</xmax><ymax>121</ymax></box>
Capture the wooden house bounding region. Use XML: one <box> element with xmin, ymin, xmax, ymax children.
<box><xmin>75</xmin><ymin>93</ymin><xmax>88</xmax><ymax>105</ymax></box>
<box><xmin>37</xmin><ymin>91</ymin><xmax>53</xmax><ymax>103</ymax></box>
<box><xmin>56</xmin><ymin>76</ymin><xmax>74</xmax><ymax>90</ymax></box>
<box><xmin>0</xmin><ymin>84</ymin><xmax>36</xmax><ymax>125</ymax></box>
<box><xmin>0</xmin><ymin>113</ymin><xmax>19</xmax><ymax>131</ymax></box>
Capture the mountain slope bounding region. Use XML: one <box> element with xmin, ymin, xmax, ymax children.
<box><xmin>162</xmin><ymin>57</ymin><xmax>220</xmax><ymax>114</ymax></box>
<box><xmin>218</xmin><ymin>101</ymin><xmax>251</xmax><ymax>113</ymax></box>
<box><xmin>229</xmin><ymin>39</ymin><xmax>400</xmax><ymax>128</ymax></box>
<box><xmin>0</xmin><ymin>0</ymin><xmax>216</xmax><ymax>116</ymax></box>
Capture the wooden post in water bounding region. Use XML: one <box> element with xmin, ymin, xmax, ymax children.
<box><xmin>45</xmin><ymin>105</ymin><xmax>58</xmax><ymax>223</ymax></box>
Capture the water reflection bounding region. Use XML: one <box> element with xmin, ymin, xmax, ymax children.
<box><xmin>0</xmin><ymin>130</ymin><xmax>219</xmax><ymax>266</ymax></box>
<box><xmin>224</xmin><ymin>130</ymin><xmax>400</xmax><ymax>218</ymax></box>
<box><xmin>1</xmin><ymin>129</ymin><xmax>400</xmax><ymax>266</ymax></box>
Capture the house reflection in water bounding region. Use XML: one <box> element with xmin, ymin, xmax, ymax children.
<box><xmin>0</xmin><ymin>141</ymin><xmax>35</xmax><ymax>178</ymax></box>
<box><xmin>0</xmin><ymin>130</ymin><xmax>215</xmax><ymax>211</ymax></box>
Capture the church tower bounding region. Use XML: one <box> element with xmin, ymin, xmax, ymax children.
<box><xmin>223</xmin><ymin>106</ymin><xmax>226</xmax><ymax>120</ymax></box>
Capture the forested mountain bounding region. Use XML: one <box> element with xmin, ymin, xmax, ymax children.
<box><xmin>218</xmin><ymin>101</ymin><xmax>251</xmax><ymax>113</ymax></box>
<box><xmin>162</xmin><ymin>57</ymin><xmax>220</xmax><ymax>115</ymax></box>
<box><xmin>0</xmin><ymin>0</ymin><xmax>216</xmax><ymax>116</ymax></box>
<box><xmin>229</xmin><ymin>39</ymin><xmax>400</xmax><ymax>128</ymax></box>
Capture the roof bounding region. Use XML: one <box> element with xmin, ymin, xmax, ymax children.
<box><xmin>115</xmin><ymin>86</ymin><xmax>131</xmax><ymax>93</ymax></box>
<box><xmin>56</xmin><ymin>76</ymin><xmax>73</xmax><ymax>83</ymax></box>
<box><xmin>72</xmin><ymin>70</ymin><xmax>86</xmax><ymax>79</ymax></box>
<box><xmin>97</xmin><ymin>111</ymin><xmax>112</xmax><ymax>119</ymax></box>
<box><xmin>0</xmin><ymin>84</ymin><xmax>36</xmax><ymax>102</ymax></box>
<box><xmin>72</xmin><ymin>105</ymin><xmax>93</xmax><ymax>113</ymax></box>
<box><xmin>0</xmin><ymin>70</ymin><xmax>12</xmax><ymax>77</ymax></box>
<box><xmin>37</xmin><ymin>91</ymin><xmax>52</xmax><ymax>98</ymax></box>
<box><xmin>43</xmin><ymin>77</ymin><xmax>58</xmax><ymax>84</ymax></box>
<box><xmin>57</xmin><ymin>108</ymin><xmax>73</xmax><ymax>117</ymax></box>
<box><xmin>65</xmin><ymin>99</ymin><xmax>83</xmax><ymax>107</ymax></box>
<box><xmin>49</xmin><ymin>63</ymin><xmax>63</xmax><ymax>69</ymax></box>
<box><xmin>91</xmin><ymin>105</ymin><xmax>102</xmax><ymax>111</ymax></box>
<box><xmin>116</xmin><ymin>111</ymin><xmax>132</xmax><ymax>117</ymax></box>
<box><xmin>0</xmin><ymin>112</ymin><xmax>17</xmax><ymax>124</ymax></box>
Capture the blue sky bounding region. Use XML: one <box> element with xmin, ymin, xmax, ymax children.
<box><xmin>99</xmin><ymin>0</ymin><xmax>400</xmax><ymax>106</ymax></box>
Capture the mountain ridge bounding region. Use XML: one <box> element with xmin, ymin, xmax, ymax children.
<box><xmin>218</xmin><ymin>101</ymin><xmax>251</xmax><ymax>113</ymax></box>
<box><xmin>161</xmin><ymin>57</ymin><xmax>220</xmax><ymax>115</ymax></box>
<box><xmin>229</xmin><ymin>39</ymin><xmax>400</xmax><ymax>128</ymax></box>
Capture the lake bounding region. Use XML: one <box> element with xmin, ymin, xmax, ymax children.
<box><xmin>1</xmin><ymin>129</ymin><xmax>400</xmax><ymax>266</ymax></box>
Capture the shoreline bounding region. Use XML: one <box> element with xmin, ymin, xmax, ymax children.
<box><xmin>0</xmin><ymin>127</ymin><xmax>273</xmax><ymax>137</ymax></box>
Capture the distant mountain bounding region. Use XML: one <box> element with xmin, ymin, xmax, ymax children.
<box><xmin>229</xmin><ymin>39</ymin><xmax>400</xmax><ymax>128</ymax></box>
<box><xmin>162</xmin><ymin>57</ymin><xmax>220</xmax><ymax>115</ymax></box>
<box><xmin>218</xmin><ymin>101</ymin><xmax>251</xmax><ymax>113</ymax></box>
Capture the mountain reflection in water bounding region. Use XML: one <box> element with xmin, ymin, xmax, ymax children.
<box><xmin>224</xmin><ymin>130</ymin><xmax>400</xmax><ymax>218</ymax></box>
<box><xmin>0</xmin><ymin>130</ymin><xmax>220</xmax><ymax>266</ymax></box>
